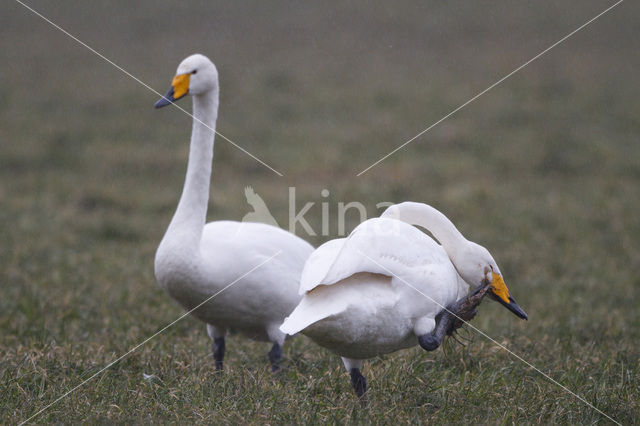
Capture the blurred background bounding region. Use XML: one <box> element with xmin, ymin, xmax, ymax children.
<box><xmin>1</xmin><ymin>0</ymin><xmax>638</xmax><ymax>423</ymax></box>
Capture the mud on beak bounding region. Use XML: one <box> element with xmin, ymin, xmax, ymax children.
<box><xmin>154</xmin><ymin>73</ymin><xmax>190</xmax><ymax>108</ymax></box>
<box><xmin>488</xmin><ymin>273</ymin><xmax>528</xmax><ymax>320</ymax></box>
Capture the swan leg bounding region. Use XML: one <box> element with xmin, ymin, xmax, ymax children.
<box><xmin>350</xmin><ymin>368</ymin><xmax>367</xmax><ymax>400</ymax></box>
<box><xmin>268</xmin><ymin>343</ymin><xmax>282</xmax><ymax>372</ymax></box>
<box><xmin>266</xmin><ymin>324</ymin><xmax>286</xmax><ymax>372</ymax></box>
<box><xmin>342</xmin><ymin>358</ymin><xmax>367</xmax><ymax>401</ymax></box>
<box><xmin>418</xmin><ymin>312</ymin><xmax>452</xmax><ymax>351</ymax></box>
<box><xmin>207</xmin><ymin>324</ymin><xmax>226</xmax><ymax>370</ymax></box>
<box><xmin>213</xmin><ymin>337</ymin><xmax>225</xmax><ymax>370</ymax></box>
<box><xmin>418</xmin><ymin>294</ymin><xmax>480</xmax><ymax>351</ymax></box>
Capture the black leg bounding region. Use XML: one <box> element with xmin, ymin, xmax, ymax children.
<box><xmin>213</xmin><ymin>336</ymin><xmax>225</xmax><ymax>370</ymax></box>
<box><xmin>268</xmin><ymin>343</ymin><xmax>282</xmax><ymax>372</ymax></box>
<box><xmin>350</xmin><ymin>368</ymin><xmax>367</xmax><ymax>399</ymax></box>
<box><xmin>418</xmin><ymin>290</ymin><xmax>484</xmax><ymax>352</ymax></box>
<box><xmin>419</xmin><ymin>307</ymin><xmax>457</xmax><ymax>351</ymax></box>
<box><xmin>418</xmin><ymin>333</ymin><xmax>441</xmax><ymax>351</ymax></box>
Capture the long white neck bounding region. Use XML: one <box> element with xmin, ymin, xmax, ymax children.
<box><xmin>164</xmin><ymin>89</ymin><xmax>219</xmax><ymax>249</ymax></box>
<box><xmin>381</xmin><ymin>202</ymin><xmax>467</xmax><ymax>256</ymax></box>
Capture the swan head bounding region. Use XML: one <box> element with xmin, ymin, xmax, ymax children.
<box><xmin>155</xmin><ymin>54</ymin><xmax>218</xmax><ymax>108</ymax></box>
<box><xmin>455</xmin><ymin>241</ymin><xmax>528</xmax><ymax>320</ymax></box>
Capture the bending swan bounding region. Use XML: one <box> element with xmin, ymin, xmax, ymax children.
<box><xmin>154</xmin><ymin>54</ymin><xmax>313</xmax><ymax>371</ymax></box>
<box><xmin>280</xmin><ymin>201</ymin><xmax>527</xmax><ymax>397</ymax></box>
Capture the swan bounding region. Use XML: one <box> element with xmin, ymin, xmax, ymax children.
<box><xmin>280</xmin><ymin>201</ymin><xmax>527</xmax><ymax>397</ymax></box>
<box><xmin>153</xmin><ymin>54</ymin><xmax>314</xmax><ymax>371</ymax></box>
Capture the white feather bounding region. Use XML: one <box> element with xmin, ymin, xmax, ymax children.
<box><xmin>281</xmin><ymin>202</ymin><xmax>481</xmax><ymax>360</ymax></box>
<box><xmin>154</xmin><ymin>54</ymin><xmax>313</xmax><ymax>350</ymax></box>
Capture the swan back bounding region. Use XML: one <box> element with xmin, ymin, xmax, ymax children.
<box><xmin>299</xmin><ymin>218</ymin><xmax>449</xmax><ymax>294</ymax></box>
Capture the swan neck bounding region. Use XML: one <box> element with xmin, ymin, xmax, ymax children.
<box><xmin>165</xmin><ymin>89</ymin><xmax>219</xmax><ymax>245</ymax></box>
<box><xmin>384</xmin><ymin>202</ymin><xmax>466</xmax><ymax>253</ymax></box>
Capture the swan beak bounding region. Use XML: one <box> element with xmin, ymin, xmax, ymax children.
<box><xmin>488</xmin><ymin>273</ymin><xmax>528</xmax><ymax>320</ymax></box>
<box><xmin>154</xmin><ymin>73</ymin><xmax>190</xmax><ymax>108</ymax></box>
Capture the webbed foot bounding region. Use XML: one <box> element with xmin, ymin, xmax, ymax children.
<box><xmin>419</xmin><ymin>333</ymin><xmax>442</xmax><ymax>351</ymax></box>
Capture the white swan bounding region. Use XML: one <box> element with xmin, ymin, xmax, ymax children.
<box><xmin>280</xmin><ymin>201</ymin><xmax>527</xmax><ymax>397</ymax></box>
<box><xmin>153</xmin><ymin>54</ymin><xmax>313</xmax><ymax>371</ymax></box>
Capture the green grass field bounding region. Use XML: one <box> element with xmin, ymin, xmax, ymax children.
<box><xmin>1</xmin><ymin>0</ymin><xmax>639</xmax><ymax>423</ymax></box>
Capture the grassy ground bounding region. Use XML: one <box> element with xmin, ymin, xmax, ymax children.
<box><xmin>1</xmin><ymin>0</ymin><xmax>639</xmax><ymax>423</ymax></box>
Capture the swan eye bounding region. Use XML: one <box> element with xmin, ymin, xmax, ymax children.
<box><xmin>191</xmin><ymin>70</ymin><xmax>197</xmax><ymax>74</ymax></box>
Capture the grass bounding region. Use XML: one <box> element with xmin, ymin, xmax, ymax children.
<box><xmin>1</xmin><ymin>0</ymin><xmax>639</xmax><ymax>423</ymax></box>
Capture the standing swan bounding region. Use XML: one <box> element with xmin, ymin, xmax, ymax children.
<box><xmin>281</xmin><ymin>202</ymin><xmax>527</xmax><ymax>397</ymax></box>
<box><xmin>153</xmin><ymin>54</ymin><xmax>313</xmax><ymax>371</ymax></box>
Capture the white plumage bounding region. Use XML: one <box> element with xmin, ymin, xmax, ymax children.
<box><xmin>153</xmin><ymin>54</ymin><xmax>313</xmax><ymax>370</ymax></box>
<box><xmin>281</xmin><ymin>214</ymin><xmax>466</xmax><ymax>358</ymax></box>
<box><xmin>281</xmin><ymin>201</ymin><xmax>527</xmax><ymax>397</ymax></box>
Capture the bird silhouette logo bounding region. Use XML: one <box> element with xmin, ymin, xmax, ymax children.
<box><xmin>241</xmin><ymin>186</ymin><xmax>279</xmax><ymax>227</ymax></box>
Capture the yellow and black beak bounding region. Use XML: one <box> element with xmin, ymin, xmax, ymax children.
<box><xmin>154</xmin><ymin>73</ymin><xmax>190</xmax><ymax>108</ymax></box>
<box><xmin>488</xmin><ymin>273</ymin><xmax>528</xmax><ymax>320</ymax></box>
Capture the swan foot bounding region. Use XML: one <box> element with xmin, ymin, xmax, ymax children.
<box><xmin>268</xmin><ymin>343</ymin><xmax>282</xmax><ymax>372</ymax></box>
<box><xmin>419</xmin><ymin>306</ymin><xmax>455</xmax><ymax>351</ymax></box>
<box><xmin>349</xmin><ymin>368</ymin><xmax>368</xmax><ymax>403</ymax></box>
<box><xmin>419</xmin><ymin>285</ymin><xmax>489</xmax><ymax>351</ymax></box>
<box><xmin>213</xmin><ymin>337</ymin><xmax>225</xmax><ymax>371</ymax></box>
<box><xmin>418</xmin><ymin>334</ymin><xmax>442</xmax><ymax>351</ymax></box>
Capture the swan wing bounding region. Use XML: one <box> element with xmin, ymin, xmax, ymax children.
<box><xmin>202</xmin><ymin>221</ymin><xmax>312</xmax><ymax>268</ymax></box>
<box><xmin>282</xmin><ymin>272</ymin><xmax>396</xmax><ymax>336</ymax></box>
<box><xmin>200</xmin><ymin>221</ymin><xmax>314</xmax><ymax>305</ymax></box>
<box><xmin>280</xmin><ymin>284</ymin><xmax>352</xmax><ymax>335</ymax></box>
<box><xmin>299</xmin><ymin>217</ymin><xmax>449</xmax><ymax>294</ymax></box>
<box><xmin>298</xmin><ymin>238</ymin><xmax>347</xmax><ymax>294</ymax></box>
